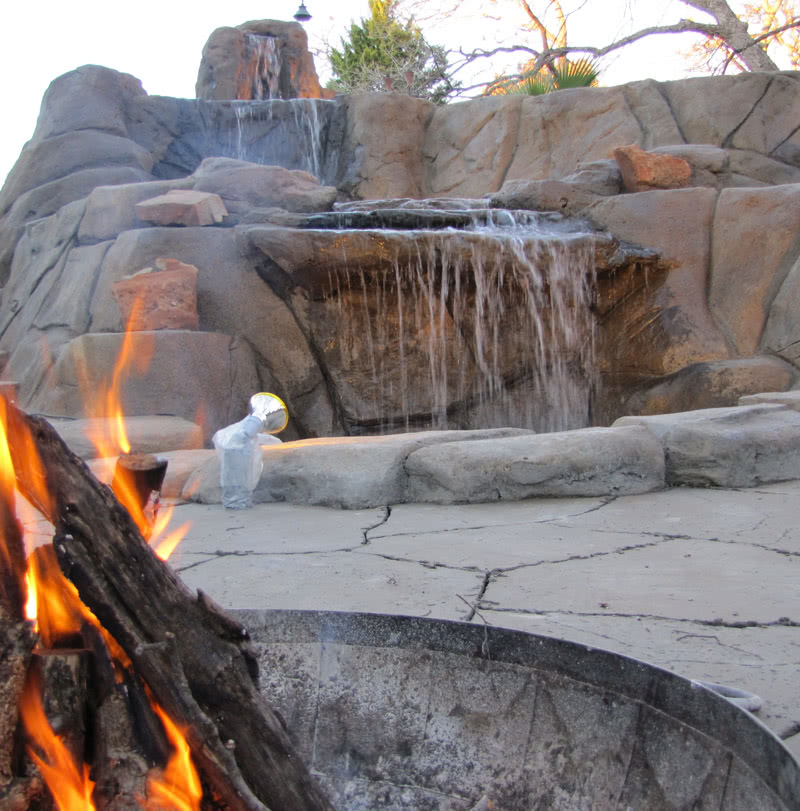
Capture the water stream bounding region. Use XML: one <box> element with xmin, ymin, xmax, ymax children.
<box><xmin>315</xmin><ymin>209</ymin><xmax>599</xmax><ymax>433</ymax></box>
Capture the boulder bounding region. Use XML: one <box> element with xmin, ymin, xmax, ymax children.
<box><xmin>196</xmin><ymin>20</ymin><xmax>323</xmax><ymax>100</ymax></box>
<box><xmin>587</xmin><ymin>188</ymin><xmax>729</xmax><ymax>378</ymax></box>
<box><xmin>47</xmin><ymin>416</ymin><xmax>204</xmax><ymax>460</ymax></box>
<box><xmin>489</xmin><ymin>159</ymin><xmax>622</xmax><ymax>213</ymax></box>
<box><xmin>85</xmin><ymin>226</ymin><xmax>335</xmax><ymax>437</ymax></box>
<box><xmin>338</xmin><ymin>93</ymin><xmax>432</xmax><ymax>200</ymax></box>
<box><xmin>726</xmin><ymin>149</ymin><xmax>800</xmax><ymax>186</ymax></box>
<box><xmin>763</xmin><ymin>253</ymin><xmax>800</xmax><ymax>367</ymax></box>
<box><xmin>78</xmin><ymin>178</ymin><xmax>196</xmax><ymax>243</ymax></box>
<box><xmin>134</xmin><ymin>189</ymin><xmax>228</xmax><ymax>226</ymax></box>
<box><xmin>614</xmin><ymin>404</ymin><xmax>800</xmax><ymax>487</ymax></box>
<box><xmin>709</xmin><ymin>184</ymin><xmax>800</xmax><ymax>356</ymax></box>
<box><xmin>111</xmin><ymin>259</ymin><xmax>199</xmax><ymax>331</ymax></box>
<box><xmin>0</xmin><ymin>131</ymin><xmax>154</xmax><ymax>217</ymax></box>
<box><xmin>424</xmin><ymin>96</ymin><xmax>522</xmax><ymax>197</ymax></box>
<box><xmin>660</xmin><ymin>73</ymin><xmax>772</xmax><ymax>147</ymax></box>
<box><xmin>192</xmin><ymin>158</ymin><xmax>336</xmax><ymax>213</ymax></box>
<box><xmin>730</xmin><ymin>74</ymin><xmax>800</xmax><ymax>160</ymax></box>
<box><xmin>183</xmin><ymin>428</ymin><xmax>533</xmax><ymax>508</ymax></box>
<box><xmin>30</xmin><ymin>65</ymin><xmax>147</xmax><ymax>142</ymax></box>
<box><xmin>506</xmin><ymin>86</ymin><xmax>642</xmax><ymax>182</ymax></box>
<box><xmin>34</xmin><ymin>331</ymin><xmax>261</xmax><ymax>442</ymax></box>
<box><xmin>739</xmin><ymin>390</ymin><xmax>800</xmax><ymax>411</ymax></box>
<box><xmin>624</xmin><ymin>357</ymin><xmax>796</xmax><ymax>415</ymax></box>
<box><xmin>403</xmin><ymin>425</ymin><xmax>665</xmax><ymax>503</ymax></box>
<box><xmin>613</xmin><ymin>145</ymin><xmax>692</xmax><ymax>192</ymax></box>
<box><xmin>0</xmin><ymin>166</ymin><xmax>153</xmax><ymax>284</ymax></box>
<box><xmin>650</xmin><ymin>145</ymin><xmax>730</xmax><ymax>189</ymax></box>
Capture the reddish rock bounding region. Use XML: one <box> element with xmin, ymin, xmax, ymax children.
<box><xmin>112</xmin><ymin>259</ymin><xmax>199</xmax><ymax>330</ymax></box>
<box><xmin>134</xmin><ymin>189</ymin><xmax>227</xmax><ymax>226</ymax></box>
<box><xmin>613</xmin><ymin>144</ymin><xmax>692</xmax><ymax>192</ymax></box>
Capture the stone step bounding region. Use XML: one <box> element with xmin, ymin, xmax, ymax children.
<box><xmin>34</xmin><ymin>330</ymin><xmax>260</xmax><ymax>443</ymax></box>
<box><xmin>46</xmin><ymin>415</ymin><xmax>204</xmax><ymax>460</ymax></box>
<box><xmin>614</xmin><ymin>403</ymin><xmax>800</xmax><ymax>487</ymax></box>
<box><xmin>183</xmin><ymin>425</ymin><xmax>666</xmax><ymax>508</ymax></box>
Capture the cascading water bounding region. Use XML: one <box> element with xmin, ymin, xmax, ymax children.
<box><xmin>227</xmin><ymin>99</ymin><xmax>330</xmax><ymax>179</ymax></box>
<box><xmin>235</xmin><ymin>34</ymin><xmax>282</xmax><ymax>100</ymax></box>
<box><xmin>314</xmin><ymin>206</ymin><xmax>598</xmax><ymax>434</ymax></box>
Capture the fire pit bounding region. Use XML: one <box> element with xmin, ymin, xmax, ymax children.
<box><xmin>237</xmin><ymin>609</ymin><xmax>799</xmax><ymax>811</ymax></box>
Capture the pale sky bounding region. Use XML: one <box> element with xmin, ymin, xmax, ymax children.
<box><xmin>0</xmin><ymin>0</ymin><xmax>743</xmax><ymax>188</ymax></box>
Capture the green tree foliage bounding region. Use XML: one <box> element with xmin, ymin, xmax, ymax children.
<box><xmin>327</xmin><ymin>0</ymin><xmax>456</xmax><ymax>102</ymax></box>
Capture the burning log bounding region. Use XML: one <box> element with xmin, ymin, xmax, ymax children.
<box><xmin>111</xmin><ymin>452</ymin><xmax>168</xmax><ymax>539</ymax></box>
<box><xmin>6</xmin><ymin>403</ymin><xmax>334</xmax><ymax>811</ymax></box>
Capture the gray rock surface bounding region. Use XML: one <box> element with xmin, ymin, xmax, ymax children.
<box><xmin>192</xmin><ymin>158</ymin><xmax>337</xmax><ymax>213</ymax></box>
<box><xmin>48</xmin><ymin>416</ymin><xmax>203</xmax><ymax>460</ymax></box>
<box><xmin>625</xmin><ymin>357</ymin><xmax>796</xmax><ymax>415</ymax></box>
<box><xmin>1</xmin><ymin>66</ymin><xmax>800</xmax><ymax>439</ymax></box>
<box><xmin>404</xmin><ymin>425</ymin><xmax>665</xmax><ymax>503</ymax></box>
<box><xmin>763</xmin><ymin>253</ymin><xmax>800</xmax><ymax>366</ymax></box>
<box><xmin>709</xmin><ymin>184</ymin><xmax>800</xmax><ymax>355</ymax></box>
<box><xmin>614</xmin><ymin>404</ymin><xmax>800</xmax><ymax>487</ymax></box>
<box><xmin>183</xmin><ymin>428</ymin><xmax>533</xmax><ymax>508</ymax></box>
<box><xmin>35</xmin><ymin>331</ymin><xmax>261</xmax><ymax>443</ymax></box>
<box><xmin>738</xmin><ymin>390</ymin><xmax>800</xmax><ymax>410</ymax></box>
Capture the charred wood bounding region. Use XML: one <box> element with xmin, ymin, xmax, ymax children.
<box><xmin>7</xmin><ymin>405</ymin><xmax>334</xmax><ymax>811</ymax></box>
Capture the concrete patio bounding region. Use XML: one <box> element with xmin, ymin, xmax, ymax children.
<box><xmin>163</xmin><ymin>478</ymin><xmax>800</xmax><ymax>762</ymax></box>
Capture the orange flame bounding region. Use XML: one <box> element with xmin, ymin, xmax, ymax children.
<box><xmin>77</xmin><ymin>294</ymin><xmax>190</xmax><ymax>557</ymax></box>
<box><xmin>25</xmin><ymin>544</ymin><xmax>132</xmax><ymax>670</ymax></box>
<box><xmin>147</xmin><ymin>703</ymin><xmax>203</xmax><ymax>811</ymax></box>
<box><xmin>81</xmin><ymin>296</ymin><xmax>154</xmax><ymax>459</ymax></box>
<box><xmin>20</xmin><ymin>671</ymin><xmax>96</xmax><ymax>810</ymax></box>
<box><xmin>6</xmin><ymin>295</ymin><xmax>202</xmax><ymax>807</ymax></box>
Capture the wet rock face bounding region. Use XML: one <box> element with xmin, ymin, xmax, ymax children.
<box><xmin>195</xmin><ymin>20</ymin><xmax>324</xmax><ymax>101</ymax></box>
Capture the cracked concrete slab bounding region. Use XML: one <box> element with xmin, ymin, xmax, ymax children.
<box><xmin>370</xmin><ymin>497</ymin><xmax>610</xmax><ymax>536</ymax></box>
<box><xmin>176</xmin><ymin>549</ymin><xmax>483</xmax><ymax>619</ymax></box>
<box><xmin>166</xmin><ymin>502</ymin><xmax>387</xmax><ymax>556</ymax></box>
<box><xmin>159</xmin><ymin>480</ymin><xmax>800</xmax><ymax>757</ymax></box>
<box><xmin>483</xmin><ymin>537</ymin><xmax>799</xmax><ymax>624</ymax></box>
<box><xmin>366</xmin><ymin>518</ymin><xmax>667</xmax><ymax>572</ymax></box>
<box><xmin>549</xmin><ymin>483</ymin><xmax>800</xmax><ymax>550</ymax></box>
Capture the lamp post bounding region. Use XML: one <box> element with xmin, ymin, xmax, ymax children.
<box><xmin>293</xmin><ymin>2</ymin><xmax>311</xmax><ymax>22</ymax></box>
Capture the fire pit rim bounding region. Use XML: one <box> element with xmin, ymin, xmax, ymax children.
<box><xmin>234</xmin><ymin>608</ymin><xmax>800</xmax><ymax>809</ymax></box>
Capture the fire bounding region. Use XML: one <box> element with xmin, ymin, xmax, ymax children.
<box><xmin>76</xmin><ymin>294</ymin><xmax>189</xmax><ymax>558</ymax></box>
<box><xmin>0</xmin><ymin>292</ymin><xmax>204</xmax><ymax>808</ymax></box>
<box><xmin>80</xmin><ymin>297</ymin><xmax>153</xmax><ymax>460</ymax></box>
<box><xmin>147</xmin><ymin>703</ymin><xmax>203</xmax><ymax>811</ymax></box>
<box><xmin>20</xmin><ymin>671</ymin><xmax>96</xmax><ymax>811</ymax></box>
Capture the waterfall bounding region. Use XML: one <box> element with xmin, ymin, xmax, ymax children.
<box><xmin>226</xmin><ymin>99</ymin><xmax>330</xmax><ymax>180</ymax></box>
<box><xmin>319</xmin><ymin>212</ymin><xmax>598</xmax><ymax>434</ymax></box>
<box><xmin>235</xmin><ymin>35</ymin><xmax>282</xmax><ymax>100</ymax></box>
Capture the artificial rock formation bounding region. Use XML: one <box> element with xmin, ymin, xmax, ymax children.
<box><xmin>196</xmin><ymin>20</ymin><xmax>325</xmax><ymax>101</ymax></box>
<box><xmin>0</xmin><ymin>28</ymin><xmax>798</xmax><ymax>442</ymax></box>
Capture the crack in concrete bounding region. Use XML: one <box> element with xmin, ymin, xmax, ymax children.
<box><xmin>489</xmin><ymin>536</ymin><xmax>678</xmax><ymax>575</ymax></box>
<box><xmin>550</xmin><ymin>525</ymin><xmax>800</xmax><ymax>559</ymax></box>
<box><xmin>368</xmin><ymin>496</ymin><xmax>619</xmax><ymax>541</ymax></box>
<box><xmin>673</xmin><ymin>632</ymin><xmax>763</xmax><ymax>660</ymax></box>
<box><xmin>355</xmin><ymin>550</ymin><xmax>485</xmax><ymax>575</ymax></box>
<box><xmin>173</xmin><ymin>545</ymin><xmax>361</xmax><ymax>573</ymax></box>
<box><xmin>361</xmin><ymin>505</ymin><xmax>391</xmax><ymax>546</ymax></box>
<box><xmin>476</xmin><ymin>606</ymin><xmax>800</xmax><ymax>630</ymax></box>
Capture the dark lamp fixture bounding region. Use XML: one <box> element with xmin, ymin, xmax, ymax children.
<box><xmin>293</xmin><ymin>2</ymin><xmax>312</xmax><ymax>22</ymax></box>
